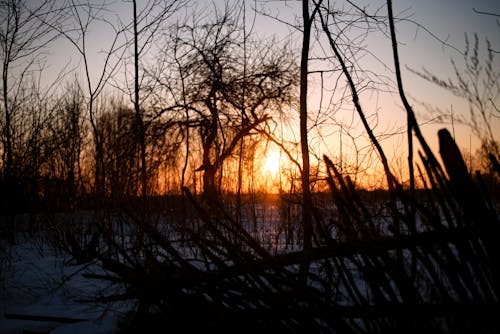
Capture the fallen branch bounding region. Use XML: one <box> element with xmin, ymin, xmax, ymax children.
<box><xmin>4</xmin><ymin>312</ymin><xmax>87</xmax><ymax>323</ymax></box>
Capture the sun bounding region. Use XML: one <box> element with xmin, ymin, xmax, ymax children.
<box><xmin>263</xmin><ymin>151</ymin><xmax>281</xmax><ymax>177</ymax></box>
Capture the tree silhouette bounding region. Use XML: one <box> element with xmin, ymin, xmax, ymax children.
<box><xmin>0</xmin><ymin>0</ymin><xmax>61</xmax><ymax>181</ymax></box>
<box><xmin>149</xmin><ymin>5</ymin><xmax>297</xmax><ymax>199</ymax></box>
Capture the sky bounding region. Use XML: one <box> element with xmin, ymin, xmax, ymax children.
<box><xmin>388</xmin><ymin>0</ymin><xmax>499</xmax><ymax>159</ymax></box>
<box><xmin>39</xmin><ymin>0</ymin><xmax>500</xmax><ymax>185</ymax></box>
<box><xmin>250</xmin><ymin>0</ymin><xmax>500</xmax><ymax>177</ymax></box>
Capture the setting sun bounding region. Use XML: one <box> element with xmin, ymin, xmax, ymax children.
<box><xmin>263</xmin><ymin>151</ymin><xmax>281</xmax><ymax>176</ymax></box>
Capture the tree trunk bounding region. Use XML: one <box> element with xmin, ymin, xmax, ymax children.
<box><xmin>133</xmin><ymin>0</ymin><xmax>147</xmax><ymax>200</ymax></box>
<box><xmin>300</xmin><ymin>0</ymin><xmax>313</xmax><ymax>279</ymax></box>
<box><xmin>2</xmin><ymin>60</ymin><xmax>12</xmax><ymax>182</ymax></box>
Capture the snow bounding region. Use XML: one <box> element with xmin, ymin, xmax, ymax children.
<box><xmin>0</xmin><ymin>238</ymin><xmax>128</xmax><ymax>334</ymax></box>
<box><xmin>0</xmin><ymin>203</ymin><xmax>299</xmax><ymax>333</ymax></box>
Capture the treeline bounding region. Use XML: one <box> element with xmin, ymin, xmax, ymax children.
<box><xmin>1</xmin><ymin>0</ymin><xmax>498</xmax><ymax>215</ymax></box>
<box><xmin>0</xmin><ymin>1</ymin><xmax>301</xmax><ymax>213</ymax></box>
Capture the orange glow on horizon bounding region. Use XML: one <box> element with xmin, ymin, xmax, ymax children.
<box><xmin>263</xmin><ymin>150</ymin><xmax>281</xmax><ymax>177</ymax></box>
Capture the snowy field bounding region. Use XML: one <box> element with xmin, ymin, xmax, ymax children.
<box><xmin>0</xmin><ymin>203</ymin><xmax>298</xmax><ymax>334</ymax></box>
<box><xmin>1</xmin><ymin>236</ymin><xmax>130</xmax><ymax>334</ymax></box>
<box><xmin>2</xmin><ymin>195</ymin><xmax>492</xmax><ymax>333</ymax></box>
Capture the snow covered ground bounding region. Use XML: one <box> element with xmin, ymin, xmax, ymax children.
<box><xmin>0</xmin><ymin>203</ymin><xmax>297</xmax><ymax>333</ymax></box>
<box><xmin>1</xmin><ymin>238</ymin><xmax>129</xmax><ymax>334</ymax></box>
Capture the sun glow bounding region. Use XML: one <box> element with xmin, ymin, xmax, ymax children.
<box><xmin>263</xmin><ymin>151</ymin><xmax>281</xmax><ymax>177</ymax></box>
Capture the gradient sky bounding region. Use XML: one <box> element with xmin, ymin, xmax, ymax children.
<box><xmin>389</xmin><ymin>0</ymin><xmax>499</xmax><ymax>156</ymax></box>
<box><xmin>251</xmin><ymin>0</ymin><xmax>500</xmax><ymax>170</ymax></box>
<box><xmin>41</xmin><ymin>0</ymin><xmax>499</xmax><ymax>185</ymax></box>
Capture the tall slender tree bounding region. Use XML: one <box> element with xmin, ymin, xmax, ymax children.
<box><xmin>0</xmin><ymin>0</ymin><xmax>60</xmax><ymax>182</ymax></box>
<box><xmin>299</xmin><ymin>0</ymin><xmax>322</xmax><ymax>278</ymax></box>
<box><xmin>44</xmin><ymin>0</ymin><xmax>129</xmax><ymax>201</ymax></box>
<box><xmin>128</xmin><ymin>0</ymin><xmax>187</xmax><ymax>200</ymax></box>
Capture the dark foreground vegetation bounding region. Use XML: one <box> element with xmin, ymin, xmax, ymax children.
<box><xmin>106</xmin><ymin>130</ymin><xmax>500</xmax><ymax>333</ymax></box>
<box><xmin>2</xmin><ymin>128</ymin><xmax>499</xmax><ymax>333</ymax></box>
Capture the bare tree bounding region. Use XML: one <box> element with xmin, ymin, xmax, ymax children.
<box><xmin>125</xmin><ymin>0</ymin><xmax>188</xmax><ymax>200</ymax></box>
<box><xmin>0</xmin><ymin>0</ymin><xmax>61</xmax><ymax>182</ymax></box>
<box><xmin>314</xmin><ymin>1</ymin><xmax>400</xmax><ymax>192</ymax></box>
<box><xmin>44</xmin><ymin>0</ymin><xmax>128</xmax><ymax>201</ymax></box>
<box><xmin>97</xmin><ymin>105</ymin><xmax>138</xmax><ymax>199</ymax></box>
<box><xmin>299</xmin><ymin>0</ymin><xmax>322</xmax><ymax>277</ymax></box>
<box><xmin>149</xmin><ymin>5</ymin><xmax>298</xmax><ymax>200</ymax></box>
<box><xmin>0</xmin><ymin>0</ymin><xmax>63</xmax><ymax>242</ymax></box>
<box><xmin>42</xmin><ymin>82</ymin><xmax>86</xmax><ymax>208</ymax></box>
